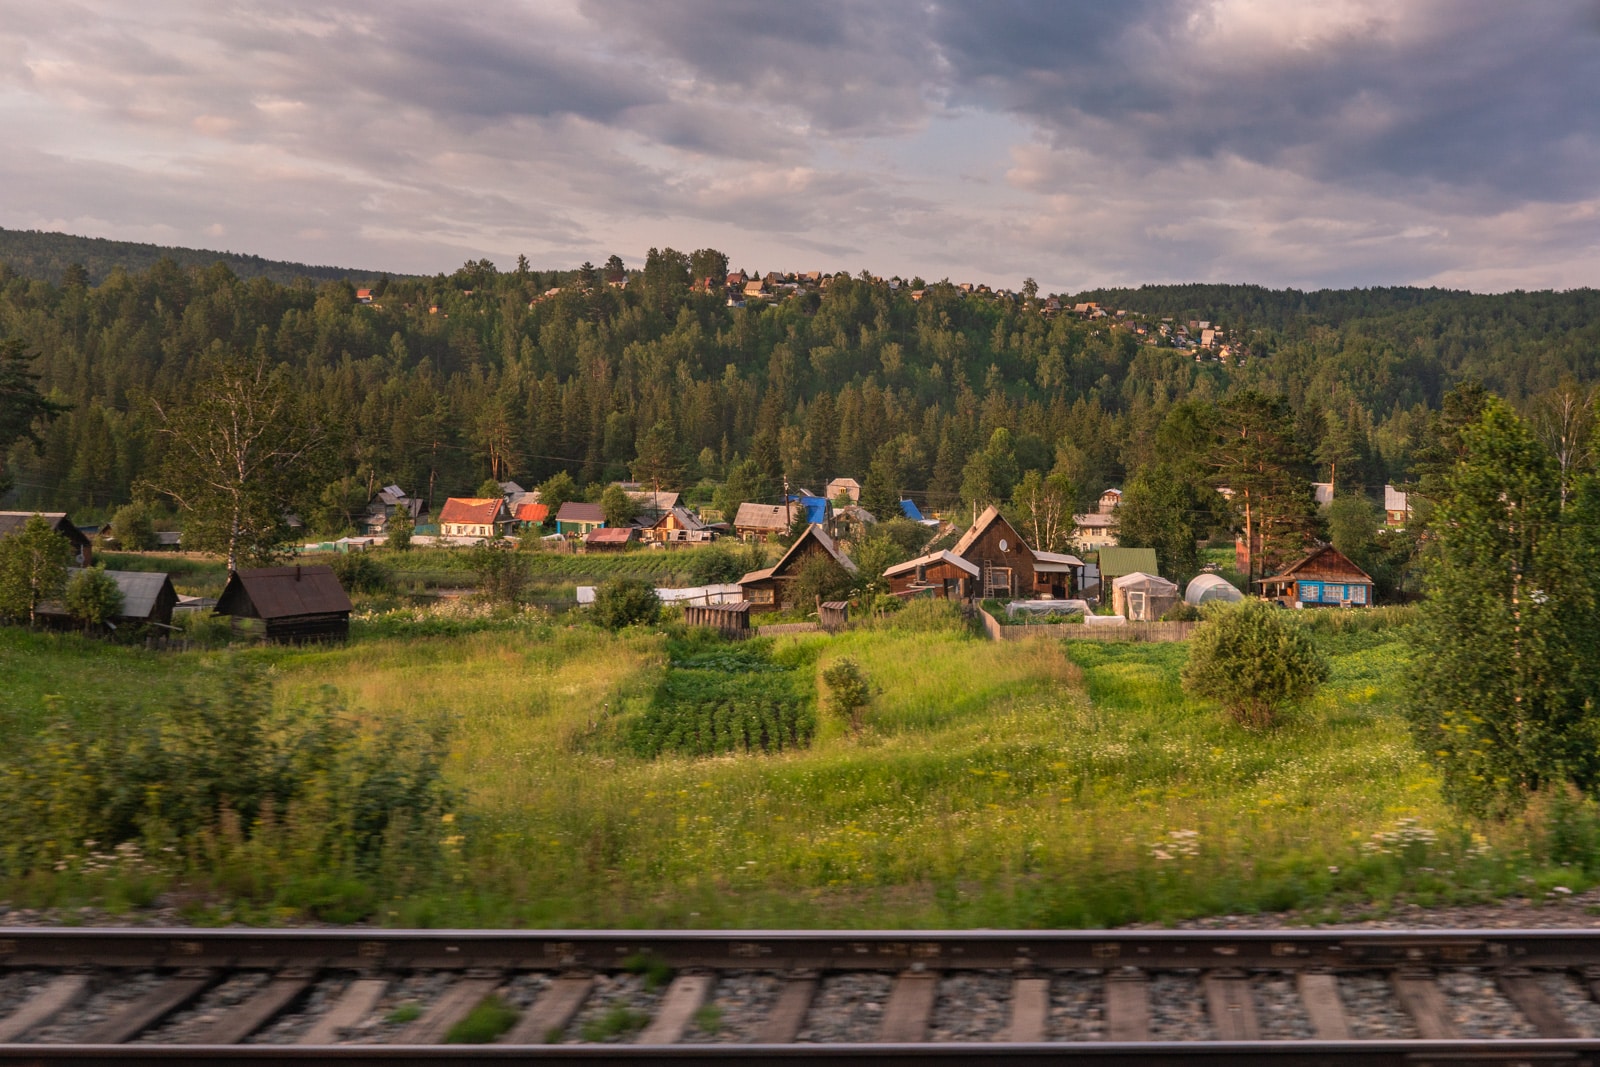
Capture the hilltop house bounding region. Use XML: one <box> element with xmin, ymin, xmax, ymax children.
<box><xmin>733</xmin><ymin>502</ymin><xmax>791</xmax><ymax>541</ymax></box>
<box><xmin>1385</xmin><ymin>485</ymin><xmax>1411</xmax><ymax>527</ymax></box>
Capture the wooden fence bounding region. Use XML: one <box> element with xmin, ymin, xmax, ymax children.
<box><xmin>980</xmin><ymin>610</ymin><xmax>1196</xmax><ymax>643</ymax></box>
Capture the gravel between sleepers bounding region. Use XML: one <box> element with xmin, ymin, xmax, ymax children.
<box><xmin>561</xmin><ymin>971</ymin><xmax>665</xmax><ymax>1044</ymax></box>
<box><xmin>1437</xmin><ymin>969</ymin><xmax>1538</xmax><ymax>1038</ymax></box>
<box><xmin>794</xmin><ymin>973</ymin><xmax>893</xmax><ymax>1043</ymax></box>
<box><xmin>1339</xmin><ymin>973</ymin><xmax>1420</xmax><ymax>1039</ymax></box>
<box><xmin>135</xmin><ymin>971</ymin><xmax>272</xmax><ymax>1043</ymax></box>
<box><xmin>682</xmin><ymin>971</ymin><xmax>781</xmax><ymax>1043</ymax></box>
<box><xmin>1148</xmin><ymin>972</ymin><xmax>1215</xmax><ymax>1041</ymax></box>
<box><xmin>26</xmin><ymin>971</ymin><xmax>167</xmax><ymax>1043</ymax></box>
<box><xmin>246</xmin><ymin>973</ymin><xmax>358</xmax><ymax>1044</ymax></box>
<box><xmin>929</xmin><ymin>972</ymin><xmax>1010</xmax><ymax>1042</ymax></box>
<box><xmin>1253</xmin><ymin>974</ymin><xmax>1315</xmax><ymax>1039</ymax></box>
<box><xmin>1048</xmin><ymin>971</ymin><xmax>1106</xmax><ymax>1041</ymax></box>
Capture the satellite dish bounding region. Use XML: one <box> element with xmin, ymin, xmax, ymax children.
<box><xmin>999</xmin><ymin>538</ymin><xmax>1009</xmax><ymax>551</ymax></box>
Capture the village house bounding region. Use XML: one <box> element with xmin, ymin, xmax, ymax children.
<box><xmin>1258</xmin><ymin>544</ymin><xmax>1374</xmax><ymax>608</ymax></box>
<box><xmin>738</xmin><ymin>524</ymin><xmax>857</xmax><ymax>612</ymax></box>
<box><xmin>733</xmin><ymin>502</ymin><xmax>791</xmax><ymax>541</ymax></box>
<box><xmin>949</xmin><ymin>506</ymin><xmax>1036</xmax><ymax>599</ymax></box>
<box><xmin>1313</xmin><ymin>482</ymin><xmax>1335</xmax><ymax>507</ymax></box>
<box><xmin>513</xmin><ymin>501</ymin><xmax>549</xmax><ymax>529</ymax></box>
<box><xmin>437</xmin><ymin>497</ymin><xmax>512</xmax><ymax>540</ymax></box>
<box><xmin>1385</xmin><ymin>485</ymin><xmax>1411</xmax><ymax>527</ymax></box>
<box><xmin>362</xmin><ymin>485</ymin><xmax>425</xmax><ymax>535</ymax></box>
<box><xmin>214</xmin><ymin>564</ymin><xmax>353</xmax><ymax>643</ymax></box>
<box><xmin>641</xmin><ymin>506</ymin><xmax>712</xmax><ymax>544</ymax></box>
<box><xmin>825</xmin><ymin>477</ymin><xmax>862</xmax><ymax>504</ymax></box>
<box><xmin>1072</xmin><ymin>488</ymin><xmax>1122</xmax><ymax>551</ymax></box>
<box><xmin>625</xmin><ymin>489</ymin><xmax>679</xmax><ymax>525</ymax></box>
<box><xmin>554</xmin><ymin>501</ymin><xmax>606</xmax><ymax>538</ymax></box>
<box><xmin>40</xmin><ymin>569</ymin><xmax>179</xmax><ymax>629</ymax></box>
<box><xmin>0</xmin><ymin>511</ymin><xmax>92</xmax><ymax>566</ymax></box>
<box><xmin>832</xmin><ymin>504</ymin><xmax>876</xmax><ymax>543</ymax></box>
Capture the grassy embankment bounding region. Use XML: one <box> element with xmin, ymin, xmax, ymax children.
<box><xmin>6</xmin><ymin>602</ymin><xmax>1600</xmax><ymax>927</ymax></box>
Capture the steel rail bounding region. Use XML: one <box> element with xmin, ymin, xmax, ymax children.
<box><xmin>0</xmin><ymin>928</ymin><xmax>1597</xmax><ymax>1063</ymax></box>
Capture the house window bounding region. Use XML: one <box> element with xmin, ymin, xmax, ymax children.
<box><xmin>748</xmin><ymin>587</ymin><xmax>774</xmax><ymax>604</ymax></box>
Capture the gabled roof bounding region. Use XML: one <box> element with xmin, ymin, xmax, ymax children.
<box><xmin>96</xmin><ymin>569</ymin><xmax>175</xmax><ymax>619</ymax></box>
<box><xmin>951</xmin><ymin>505</ymin><xmax>1026</xmax><ymax>559</ymax></box>
<box><xmin>438</xmin><ymin>498</ymin><xmax>507</xmax><ymax>526</ymax></box>
<box><xmin>788</xmin><ymin>495</ymin><xmax>829</xmax><ymax>525</ymax></box>
<box><xmin>1097</xmin><ymin>546</ymin><xmax>1159</xmax><ymax>579</ymax></box>
<box><xmin>883</xmin><ymin>550</ymin><xmax>979</xmax><ymax>580</ymax></box>
<box><xmin>835</xmin><ymin>505</ymin><xmax>876</xmax><ymax>524</ymax></box>
<box><xmin>215</xmin><ymin>565</ymin><xmax>352</xmax><ymax>619</ymax></box>
<box><xmin>499</xmin><ymin>480</ymin><xmax>526</xmax><ymax>496</ymax></box>
<box><xmin>626</xmin><ymin>490</ymin><xmax>679</xmax><ymax>512</ymax></box>
<box><xmin>555</xmin><ymin>501</ymin><xmax>606</xmax><ymax>524</ymax></box>
<box><xmin>739</xmin><ymin>523</ymin><xmax>857</xmax><ymax>584</ymax></box>
<box><xmin>0</xmin><ymin>511</ymin><xmax>90</xmax><ymax>548</ymax></box>
<box><xmin>1385</xmin><ymin>485</ymin><xmax>1409</xmax><ymax>512</ymax></box>
<box><xmin>1267</xmin><ymin>544</ymin><xmax>1374</xmax><ymax>584</ymax></box>
<box><xmin>514</xmin><ymin>502</ymin><xmax>549</xmax><ymax>524</ymax></box>
<box><xmin>648</xmin><ymin>506</ymin><xmax>704</xmax><ymax>531</ymax></box>
<box><xmin>1313</xmin><ymin>482</ymin><xmax>1334</xmax><ymax>506</ymax></box>
<box><xmin>733</xmin><ymin>502</ymin><xmax>790</xmax><ymax>530</ymax></box>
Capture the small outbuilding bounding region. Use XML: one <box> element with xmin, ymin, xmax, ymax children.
<box><xmin>883</xmin><ymin>550</ymin><xmax>979</xmax><ymax>600</ymax></box>
<box><xmin>584</xmin><ymin>526</ymin><xmax>637</xmax><ymax>551</ymax></box>
<box><xmin>214</xmin><ymin>564</ymin><xmax>354</xmax><ymax>643</ymax></box>
<box><xmin>1111</xmin><ymin>571</ymin><xmax>1181</xmax><ymax>621</ymax></box>
<box><xmin>1185</xmin><ymin>572</ymin><xmax>1244</xmax><ymax>606</ymax></box>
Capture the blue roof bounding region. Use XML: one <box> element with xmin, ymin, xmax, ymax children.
<box><xmin>788</xmin><ymin>495</ymin><xmax>830</xmax><ymax>524</ymax></box>
<box><xmin>899</xmin><ymin>499</ymin><xmax>924</xmax><ymax>521</ymax></box>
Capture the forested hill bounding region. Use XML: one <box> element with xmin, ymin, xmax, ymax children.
<box><xmin>0</xmin><ymin>227</ymin><xmax>399</xmax><ymax>287</ymax></box>
<box><xmin>2</xmin><ymin>248</ymin><xmax>1599</xmax><ymax>529</ymax></box>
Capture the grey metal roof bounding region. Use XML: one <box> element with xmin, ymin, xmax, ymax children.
<box><xmin>100</xmin><ymin>570</ymin><xmax>172</xmax><ymax>619</ymax></box>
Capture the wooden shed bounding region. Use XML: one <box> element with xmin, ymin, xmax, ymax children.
<box><xmin>738</xmin><ymin>524</ymin><xmax>857</xmax><ymax>612</ymax></box>
<box><xmin>883</xmin><ymin>550</ymin><xmax>979</xmax><ymax>600</ymax></box>
<box><xmin>683</xmin><ymin>602</ymin><xmax>751</xmax><ymax>638</ymax></box>
<box><xmin>949</xmin><ymin>506</ymin><xmax>1035</xmax><ymax>598</ymax></box>
<box><xmin>1259</xmin><ymin>545</ymin><xmax>1374</xmax><ymax>608</ymax></box>
<box><xmin>584</xmin><ymin>526</ymin><xmax>637</xmax><ymax>552</ymax></box>
<box><xmin>214</xmin><ymin>564</ymin><xmax>354</xmax><ymax>643</ymax></box>
<box><xmin>38</xmin><ymin>569</ymin><xmax>179</xmax><ymax>629</ymax></box>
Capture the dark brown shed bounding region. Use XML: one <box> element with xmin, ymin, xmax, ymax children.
<box><xmin>214</xmin><ymin>564</ymin><xmax>354</xmax><ymax>643</ymax></box>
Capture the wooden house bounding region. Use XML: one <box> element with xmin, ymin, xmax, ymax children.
<box><xmin>1030</xmin><ymin>549</ymin><xmax>1085</xmax><ymax>600</ymax></box>
<box><xmin>643</xmin><ymin>506</ymin><xmax>712</xmax><ymax>544</ymax></box>
<box><xmin>437</xmin><ymin>497</ymin><xmax>512</xmax><ymax>539</ymax></box>
<box><xmin>1259</xmin><ymin>545</ymin><xmax>1374</xmax><ymax>608</ymax></box>
<box><xmin>825</xmin><ymin>477</ymin><xmax>862</xmax><ymax>503</ymax></box>
<box><xmin>738</xmin><ymin>524</ymin><xmax>857</xmax><ymax>612</ymax></box>
<box><xmin>949</xmin><ymin>506</ymin><xmax>1035</xmax><ymax>598</ymax></box>
<box><xmin>554</xmin><ymin>501</ymin><xmax>606</xmax><ymax>537</ymax></box>
<box><xmin>1385</xmin><ymin>485</ymin><xmax>1411</xmax><ymax>527</ymax></box>
<box><xmin>362</xmin><ymin>484</ymin><xmax>425</xmax><ymax>535</ymax></box>
<box><xmin>0</xmin><ymin>511</ymin><xmax>92</xmax><ymax>566</ymax></box>
<box><xmin>733</xmin><ymin>502</ymin><xmax>791</xmax><ymax>541</ymax></box>
<box><xmin>214</xmin><ymin>565</ymin><xmax>353</xmax><ymax>643</ymax></box>
<box><xmin>39</xmin><ymin>569</ymin><xmax>179</xmax><ymax>629</ymax></box>
<box><xmin>883</xmin><ymin>550</ymin><xmax>979</xmax><ymax>600</ymax></box>
<box><xmin>513</xmin><ymin>501</ymin><xmax>549</xmax><ymax>528</ymax></box>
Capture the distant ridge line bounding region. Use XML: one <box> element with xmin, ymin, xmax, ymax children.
<box><xmin>0</xmin><ymin>227</ymin><xmax>408</xmax><ymax>286</ymax></box>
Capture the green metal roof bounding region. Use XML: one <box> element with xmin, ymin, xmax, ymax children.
<box><xmin>1097</xmin><ymin>547</ymin><xmax>1159</xmax><ymax>579</ymax></box>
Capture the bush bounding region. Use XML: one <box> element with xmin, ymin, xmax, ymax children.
<box><xmin>329</xmin><ymin>551</ymin><xmax>396</xmax><ymax>595</ymax></box>
<box><xmin>821</xmin><ymin>657</ymin><xmax>872</xmax><ymax>734</ymax></box>
<box><xmin>469</xmin><ymin>542</ymin><xmax>531</xmax><ymax>604</ymax></box>
<box><xmin>592</xmin><ymin>578</ymin><xmax>660</xmax><ymax>630</ymax></box>
<box><xmin>386</xmin><ymin>510</ymin><xmax>413</xmax><ymax>552</ymax></box>
<box><xmin>109</xmin><ymin>502</ymin><xmax>158</xmax><ymax>551</ymax></box>
<box><xmin>64</xmin><ymin>566</ymin><xmax>124</xmax><ymax>628</ymax></box>
<box><xmin>686</xmin><ymin>542</ymin><xmax>763</xmax><ymax>586</ymax></box>
<box><xmin>791</xmin><ymin>553</ymin><xmax>853</xmax><ymax>610</ymax></box>
<box><xmin>1161</xmin><ymin>602</ymin><xmax>1202</xmax><ymax>622</ymax></box>
<box><xmin>1181</xmin><ymin>600</ymin><xmax>1329</xmax><ymax>727</ymax></box>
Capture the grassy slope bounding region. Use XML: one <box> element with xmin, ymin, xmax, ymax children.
<box><xmin>3</xmin><ymin>613</ymin><xmax>1577</xmax><ymax>927</ymax></box>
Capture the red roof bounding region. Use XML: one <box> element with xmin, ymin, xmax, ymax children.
<box><xmin>514</xmin><ymin>502</ymin><xmax>549</xmax><ymax>523</ymax></box>
<box><xmin>585</xmin><ymin>527</ymin><xmax>636</xmax><ymax>544</ymax></box>
<box><xmin>438</xmin><ymin>498</ymin><xmax>505</xmax><ymax>525</ymax></box>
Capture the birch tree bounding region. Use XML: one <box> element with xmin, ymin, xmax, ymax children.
<box><xmin>146</xmin><ymin>346</ymin><xmax>324</xmax><ymax>572</ymax></box>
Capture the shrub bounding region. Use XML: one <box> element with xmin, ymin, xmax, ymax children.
<box><xmin>64</xmin><ymin>566</ymin><xmax>124</xmax><ymax>628</ymax></box>
<box><xmin>109</xmin><ymin>502</ymin><xmax>158</xmax><ymax>551</ymax></box>
<box><xmin>469</xmin><ymin>542</ymin><xmax>531</xmax><ymax>604</ymax></box>
<box><xmin>386</xmin><ymin>509</ymin><xmax>413</xmax><ymax>552</ymax></box>
<box><xmin>686</xmin><ymin>542</ymin><xmax>763</xmax><ymax>586</ymax></box>
<box><xmin>821</xmin><ymin>657</ymin><xmax>872</xmax><ymax>734</ymax></box>
<box><xmin>592</xmin><ymin>578</ymin><xmax>660</xmax><ymax>630</ymax></box>
<box><xmin>1161</xmin><ymin>602</ymin><xmax>1202</xmax><ymax>622</ymax></box>
<box><xmin>329</xmin><ymin>551</ymin><xmax>396</xmax><ymax>595</ymax></box>
<box><xmin>791</xmin><ymin>553</ymin><xmax>853</xmax><ymax>610</ymax></box>
<box><xmin>1181</xmin><ymin>600</ymin><xmax>1329</xmax><ymax>727</ymax></box>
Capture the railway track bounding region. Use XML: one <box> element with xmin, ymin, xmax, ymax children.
<box><xmin>0</xmin><ymin>928</ymin><xmax>1598</xmax><ymax>1062</ymax></box>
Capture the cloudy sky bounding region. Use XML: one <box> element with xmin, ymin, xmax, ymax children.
<box><xmin>3</xmin><ymin>0</ymin><xmax>1598</xmax><ymax>292</ymax></box>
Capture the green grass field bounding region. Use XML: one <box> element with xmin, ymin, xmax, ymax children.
<box><xmin>0</xmin><ymin>605</ymin><xmax>1593</xmax><ymax>927</ymax></box>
